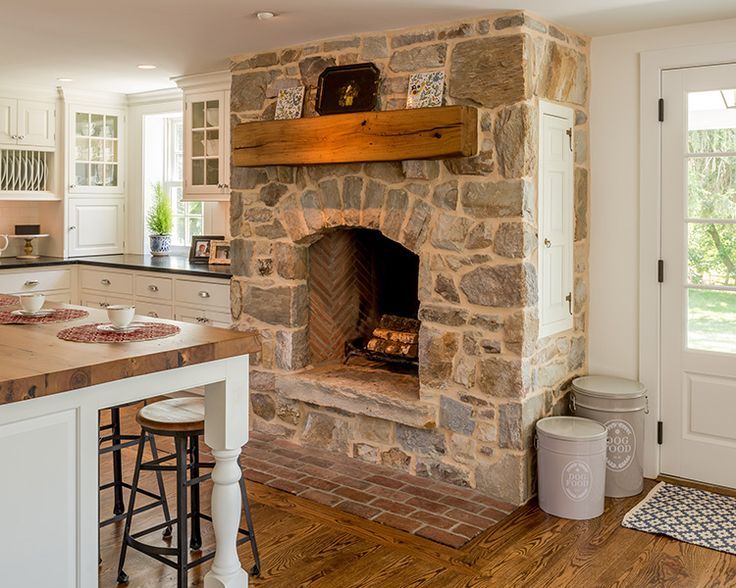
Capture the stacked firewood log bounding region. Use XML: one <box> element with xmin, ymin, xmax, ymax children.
<box><xmin>365</xmin><ymin>315</ymin><xmax>420</xmax><ymax>359</ymax></box>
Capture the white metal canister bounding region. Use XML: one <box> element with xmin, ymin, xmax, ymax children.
<box><xmin>536</xmin><ymin>416</ymin><xmax>607</xmax><ymax>520</ymax></box>
<box><xmin>571</xmin><ymin>375</ymin><xmax>647</xmax><ymax>498</ymax></box>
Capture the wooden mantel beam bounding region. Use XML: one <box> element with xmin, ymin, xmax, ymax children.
<box><xmin>231</xmin><ymin>105</ymin><xmax>478</xmax><ymax>167</ymax></box>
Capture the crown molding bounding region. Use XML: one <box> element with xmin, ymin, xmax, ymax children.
<box><xmin>126</xmin><ymin>87</ymin><xmax>181</xmax><ymax>106</ymax></box>
<box><xmin>172</xmin><ymin>70</ymin><xmax>231</xmax><ymax>92</ymax></box>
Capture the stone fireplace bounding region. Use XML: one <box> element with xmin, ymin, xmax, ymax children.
<box><xmin>229</xmin><ymin>10</ymin><xmax>591</xmax><ymax>505</ymax></box>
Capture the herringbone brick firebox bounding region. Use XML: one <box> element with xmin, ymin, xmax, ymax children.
<box><xmin>229</xmin><ymin>10</ymin><xmax>591</xmax><ymax>505</ymax></box>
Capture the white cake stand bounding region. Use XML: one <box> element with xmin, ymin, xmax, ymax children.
<box><xmin>10</xmin><ymin>234</ymin><xmax>49</xmax><ymax>259</ymax></box>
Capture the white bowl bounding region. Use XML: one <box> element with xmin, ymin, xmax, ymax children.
<box><xmin>107</xmin><ymin>305</ymin><xmax>135</xmax><ymax>329</ymax></box>
<box><xmin>19</xmin><ymin>293</ymin><xmax>45</xmax><ymax>314</ymax></box>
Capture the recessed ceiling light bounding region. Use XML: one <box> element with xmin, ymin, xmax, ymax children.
<box><xmin>256</xmin><ymin>11</ymin><xmax>275</xmax><ymax>20</ymax></box>
<box><xmin>137</xmin><ymin>64</ymin><xmax>157</xmax><ymax>70</ymax></box>
<box><xmin>57</xmin><ymin>77</ymin><xmax>73</xmax><ymax>83</ymax></box>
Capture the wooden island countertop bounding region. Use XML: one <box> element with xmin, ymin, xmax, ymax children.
<box><xmin>0</xmin><ymin>304</ymin><xmax>260</xmax><ymax>406</ymax></box>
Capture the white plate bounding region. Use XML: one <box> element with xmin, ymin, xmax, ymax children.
<box><xmin>96</xmin><ymin>322</ymin><xmax>145</xmax><ymax>334</ymax></box>
<box><xmin>11</xmin><ymin>309</ymin><xmax>54</xmax><ymax>317</ymax></box>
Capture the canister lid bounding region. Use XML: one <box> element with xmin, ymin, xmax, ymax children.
<box><xmin>572</xmin><ymin>375</ymin><xmax>646</xmax><ymax>399</ymax></box>
<box><xmin>536</xmin><ymin>416</ymin><xmax>607</xmax><ymax>441</ymax></box>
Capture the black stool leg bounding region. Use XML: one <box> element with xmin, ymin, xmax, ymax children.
<box><xmin>189</xmin><ymin>435</ymin><xmax>202</xmax><ymax>551</ymax></box>
<box><xmin>148</xmin><ymin>433</ymin><xmax>173</xmax><ymax>539</ymax></box>
<box><xmin>175</xmin><ymin>435</ymin><xmax>189</xmax><ymax>588</ymax></box>
<box><xmin>116</xmin><ymin>434</ymin><xmax>146</xmax><ymax>584</ymax></box>
<box><xmin>238</xmin><ymin>471</ymin><xmax>261</xmax><ymax>577</ymax></box>
<box><xmin>110</xmin><ymin>407</ymin><xmax>125</xmax><ymax>516</ymax></box>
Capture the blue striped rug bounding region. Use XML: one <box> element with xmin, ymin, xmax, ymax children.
<box><xmin>623</xmin><ymin>482</ymin><xmax>736</xmax><ymax>555</ymax></box>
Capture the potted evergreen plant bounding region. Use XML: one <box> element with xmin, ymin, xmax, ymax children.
<box><xmin>147</xmin><ymin>182</ymin><xmax>173</xmax><ymax>256</ymax></box>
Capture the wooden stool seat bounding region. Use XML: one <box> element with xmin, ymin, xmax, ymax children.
<box><xmin>136</xmin><ymin>398</ymin><xmax>205</xmax><ymax>434</ymax></box>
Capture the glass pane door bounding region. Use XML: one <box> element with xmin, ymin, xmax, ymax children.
<box><xmin>73</xmin><ymin>111</ymin><xmax>120</xmax><ymax>188</ymax></box>
<box><xmin>190</xmin><ymin>99</ymin><xmax>220</xmax><ymax>188</ymax></box>
<box><xmin>686</xmin><ymin>89</ymin><xmax>736</xmax><ymax>353</ymax></box>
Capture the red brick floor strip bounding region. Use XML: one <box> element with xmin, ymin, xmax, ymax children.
<box><xmin>242</xmin><ymin>431</ymin><xmax>514</xmax><ymax>549</ymax></box>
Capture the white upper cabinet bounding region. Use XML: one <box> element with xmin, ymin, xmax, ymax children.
<box><xmin>538</xmin><ymin>101</ymin><xmax>574</xmax><ymax>338</ymax></box>
<box><xmin>67</xmin><ymin>105</ymin><xmax>124</xmax><ymax>195</ymax></box>
<box><xmin>175</xmin><ymin>71</ymin><xmax>231</xmax><ymax>202</ymax></box>
<box><xmin>0</xmin><ymin>98</ymin><xmax>55</xmax><ymax>149</ymax></box>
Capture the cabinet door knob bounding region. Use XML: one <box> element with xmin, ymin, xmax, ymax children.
<box><xmin>198</xmin><ymin>291</ymin><xmax>210</xmax><ymax>298</ymax></box>
<box><xmin>17</xmin><ymin>135</ymin><xmax>25</xmax><ymax>141</ymax></box>
<box><xmin>69</xmin><ymin>184</ymin><xmax>77</xmax><ymax>190</ymax></box>
<box><xmin>24</xmin><ymin>280</ymin><xmax>39</xmax><ymax>288</ymax></box>
<box><xmin>148</xmin><ymin>284</ymin><xmax>159</xmax><ymax>292</ymax></box>
<box><xmin>544</xmin><ymin>238</ymin><xmax>552</xmax><ymax>248</ymax></box>
<box><xmin>100</xmin><ymin>279</ymin><xmax>111</xmax><ymax>286</ymax></box>
<box><xmin>68</xmin><ymin>225</ymin><xmax>77</xmax><ymax>231</ymax></box>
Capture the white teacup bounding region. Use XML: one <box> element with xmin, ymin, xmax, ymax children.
<box><xmin>107</xmin><ymin>305</ymin><xmax>135</xmax><ymax>329</ymax></box>
<box><xmin>19</xmin><ymin>293</ymin><xmax>45</xmax><ymax>314</ymax></box>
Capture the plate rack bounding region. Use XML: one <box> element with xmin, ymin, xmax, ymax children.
<box><xmin>0</xmin><ymin>149</ymin><xmax>50</xmax><ymax>193</ymax></box>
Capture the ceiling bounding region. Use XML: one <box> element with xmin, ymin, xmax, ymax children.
<box><xmin>3</xmin><ymin>0</ymin><xmax>736</xmax><ymax>94</ymax></box>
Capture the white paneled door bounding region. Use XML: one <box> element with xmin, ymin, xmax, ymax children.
<box><xmin>660</xmin><ymin>64</ymin><xmax>736</xmax><ymax>488</ymax></box>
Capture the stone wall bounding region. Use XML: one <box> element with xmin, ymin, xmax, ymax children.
<box><xmin>229</xmin><ymin>10</ymin><xmax>590</xmax><ymax>505</ymax></box>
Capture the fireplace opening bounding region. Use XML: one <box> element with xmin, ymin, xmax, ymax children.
<box><xmin>308</xmin><ymin>228</ymin><xmax>420</xmax><ymax>371</ymax></box>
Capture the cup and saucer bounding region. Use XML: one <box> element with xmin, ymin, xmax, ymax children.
<box><xmin>12</xmin><ymin>294</ymin><xmax>54</xmax><ymax>317</ymax></box>
<box><xmin>97</xmin><ymin>305</ymin><xmax>142</xmax><ymax>333</ymax></box>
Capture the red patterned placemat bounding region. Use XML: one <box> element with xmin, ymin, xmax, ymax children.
<box><xmin>0</xmin><ymin>294</ymin><xmax>19</xmax><ymax>306</ymax></box>
<box><xmin>0</xmin><ymin>308</ymin><xmax>89</xmax><ymax>325</ymax></box>
<box><xmin>57</xmin><ymin>322</ymin><xmax>180</xmax><ymax>343</ymax></box>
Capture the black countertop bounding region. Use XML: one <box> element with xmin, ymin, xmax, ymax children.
<box><xmin>0</xmin><ymin>254</ymin><xmax>232</xmax><ymax>279</ymax></box>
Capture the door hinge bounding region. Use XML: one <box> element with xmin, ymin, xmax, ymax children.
<box><xmin>657</xmin><ymin>421</ymin><xmax>663</xmax><ymax>444</ymax></box>
<box><xmin>565</xmin><ymin>292</ymin><xmax>573</xmax><ymax>315</ymax></box>
<box><xmin>658</xmin><ymin>259</ymin><xmax>664</xmax><ymax>283</ymax></box>
<box><xmin>658</xmin><ymin>98</ymin><xmax>664</xmax><ymax>122</ymax></box>
<box><xmin>566</xmin><ymin>128</ymin><xmax>573</xmax><ymax>152</ymax></box>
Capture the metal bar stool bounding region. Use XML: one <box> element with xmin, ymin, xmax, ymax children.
<box><xmin>117</xmin><ymin>398</ymin><xmax>260</xmax><ymax>587</ymax></box>
<box><xmin>99</xmin><ymin>404</ymin><xmax>172</xmax><ymax>530</ymax></box>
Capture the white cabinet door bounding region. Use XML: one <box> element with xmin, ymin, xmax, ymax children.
<box><xmin>538</xmin><ymin>101</ymin><xmax>574</xmax><ymax>338</ymax></box>
<box><xmin>183</xmin><ymin>91</ymin><xmax>229</xmax><ymax>201</ymax></box>
<box><xmin>0</xmin><ymin>97</ymin><xmax>18</xmax><ymax>145</ymax></box>
<box><xmin>17</xmin><ymin>100</ymin><xmax>55</xmax><ymax>148</ymax></box>
<box><xmin>67</xmin><ymin>197</ymin><xmax>124</xmax><ymax>256</ymax></box>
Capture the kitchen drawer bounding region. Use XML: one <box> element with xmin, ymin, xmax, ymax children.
<box><xmin>80</xmin><ymin>292</ymin><xmax>133</xmax><ymax>310</ymax></box>
<box><xmin>175</xmin><ymin>279</ymin><xmax>229</xmax><ymax>309</ymax></box>
<box><xmin>80</xmin><ymin>268</ymin><xmax>133</xmax><ymax>295</ymax></box>
<box><xmin>135</xmin><ymin>300</ymin><xmax>173</xmax><ymax>320</ymax></box>
<box><xmin>135</xmin><ymin>274</ymin><xmax>173</xmax><ymax>302</ymax></box>
<box><xmin>0</xmin><ymin>269</ymin><xmax>71</xmax><ymax>294</ymax></box>
<box><xmin>175</xmin><ymin>305</ymin><xmax>231</xmax><ymax>329</ymax></box>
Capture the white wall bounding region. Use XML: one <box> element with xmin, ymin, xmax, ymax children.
<box><xmin>589</xmin><ymin>17</ymin><xmax>736</xmax><ymax>379</ymax></box>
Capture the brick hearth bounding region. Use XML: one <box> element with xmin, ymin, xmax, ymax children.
<box><xmin>242</xmin><ymin>431</ymin><xmax>515</xmax><ymax>548</ymax></box>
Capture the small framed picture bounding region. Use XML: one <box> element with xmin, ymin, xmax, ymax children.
<box><xmin>315</xmin><ymin>63</ymin><xmax>380</xmax><ymax>115</ymax></box>
<box><xmin>406</xmin><ymin>71</ymin><xmax>445</xmax><ymax>109</ymax></box>
<box><xmin>275</xmin><ymin>86</ymin><xmax>306</xmax><ymax>120</ymax></box>
<box><xmin>189</xmin><ymin>235</ymin><xmax>224</xmax><ymax>264</ymax></box>
<box><xmin>208</xmin><ymin>240</ymin><xmax>231</xmax><ymax>265</ymax></box>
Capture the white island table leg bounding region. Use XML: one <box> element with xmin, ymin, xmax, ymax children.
<box><xmin>203</xmin><ymin>356</ymin><xmax>250</xmax><ymax>588</ymax></box>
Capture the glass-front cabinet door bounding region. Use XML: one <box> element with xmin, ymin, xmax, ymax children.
<box><xmin>183</xmin><ymin>91</ymin><xmax>229</xmax><ymax>201</ymax></box>
<box><xmin>68</xmin><ymin>106</ymin><xmax>124</xmax><ymax>194</ymax></box>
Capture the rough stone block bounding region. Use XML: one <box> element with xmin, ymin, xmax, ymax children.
<box><xmin>361</xmin><ymin>180</ymin><xmax>386</xmax><ymax>229</ymax></box>
<box><xmin>229</xmin><ymin>237</ymin><xmax>253</xmax><ymax>277</ymax></box>
<box><xmin>390</xmin><ymin>31</ymin><xmax>436</xmax><ymax>48</ymax></box>
<box><xmin>475</xmin><ymin>453</ymin><xmax>527</xmax><ymax>505</ymax></box>
<box><xmin>498</xmin><ymin>402</ymin><xmax>522</xmax><ymax>449</ymax></box>
<box><xmin>396</xmin><ymin>424</ymin><xmax>446</xmax><ymax>455</ymax></box>
<box><xmin>443</xmin><ymin>151</ymin><xmax>494</xmax><ymax>175</ymax></box>
<box><xmin>275</xmin><ymin>328</ymin><xmax>310</xmax><ymax>370</ymax></box>
<box><xmin>274</xmin><ymin>242</ymin><xmax>307</xmax><ymax>280</ymax></box>
<box><xmin>324</xmin><ymin>37</ymin><xmax>360</xmax><ymax>52</ymax></box>
<box><xmin>432</xmin><ymin>181</ymin><xmax>458</xmax><ymax>210</ymax></box>
<box><xmin>402</xmin><ymin>160</ymin><xmax>440</xmax><ymax>180</ymax></box>
<box><xmin>276</xmin><ymin>400</ymin><xmax>302</xmax><ymax>425</ymax></box>
<box><xmin>381</xmin><ymin>189</ymin><xmax>409</xmax><ymax>240</ymax></box>
<box><xmin>431</xmin><ymin>214</ymin><xmax>471</xmax><ymax>252</ymax></box>
<box><xmin>465</xmin><ymin>222</ymin><xmax>494</xmax><ymax>250</ymax></box>
<box><xmin>459</xmin><ymin>264</ymin><xmax>536</xmax><ymax>307</ymax></box>
<box><xmin>251</xmin><ymin>393</ymin><xmax>276</xmax><ymax>421</ymax></box>
<box><xmin>440</xmin><ymin>396</ymin><xmax>475</xmax><ymax>435</ymax></box>
<box><xmin>401</xmin><ymin>200</ymin><xmax>432</xmax><ymax>251</ymax></box>
<box><xmin>301</xmin><ymin>412</ymin><xmax>350</xmax><ymax>453</ymax></box>
<box><xmin>232</xmin><ymin>71</ymin><xmax>273</xmax><ymax>111</ymax></box>
<box><xmin>478</xmin><ymin>357</ymin><xmax>525</xmax><ymax>398</ymax></box>
<box><xmin>494</xmin><ymin>222</ymin><xmax>535</xmax><ymax>258</ymax></box>
<box><xmin>299</xmin><ymin>56</ymin><xmax>337</xmax><ymax>87</ymax></box>
<box><xmin>389</xmin><ymin>44</ymin><xmax>447</xmax><ymax>72</ymax></box>
<box><xmin>353</xmin><ymin>443</ymin><xmax>379</xmax><ymax>463</ymax></box>
<box><xmin>575</xmin><ymin>167</ymin><xmax>588</xmax><ymax>241</ymax></box>
<box><xmin>362</xmin><ymin>36</ymin><xmax>389</xmax><ymax>60</ymax></box>
<box><xmin>381</xmin><ymin>448</ymin><xmax>411</xmax><ymax>471</ymax></box>
<box><xmin>434</xmin><ymin>274</ymin><xmax>460</xmax><ymax>303</ymax></box>
<box><xmin>536</xmin><ymin>41</ymin><xmax>588</xmax><ymax>106</ymax></box>
<box><xmin>243</xmin><ymin>284</ymin><xmax>308</xmax><ymax>327</ymax></box>
<box><xmin>418</xmin><ymin>305</ymin><xmax>469</xmax><ymax>327</ymax></box>
<box><xmin>461</xmin><ymin>179</ymin><xmax>530</xmax><ymax>218</ymax></box>
<box><xmin>449</xmin><ymin>35</ymin><xmax>529</xmax><ymax>108</ymax></box>
<box><xmin>495</xmin><ymin>103</ymin><xmax>532</xmax><ymax>179</ymax></box>
<box><xmin>419</xmin><ymin>328</ymin><xmax>459</xmax><ymax>388</ymax></box>
<box><xmin>416</xmin><ymin>459</ymin><xmax>470</xmax><ymax>487</ymax></box>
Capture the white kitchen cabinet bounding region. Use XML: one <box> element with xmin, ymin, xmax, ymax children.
<box><xmin>538</xmin><ymin>101</ymin><xmax>574</xmax><ymax>338</ymax></box>
<box><xmin>67</xmin><ymin>105</ymin><xmax>124</xmax><ymax>194</ymax></box>
<box><xmin>67</xmin><ymin>197</ymin><xmax>125</xmax><ymax>257</ymax></box>
<box><xmin>0</xmin><ymin>266</ymin><xmax>75</xmax><ymax>303</ymax></box>
<box><xmin>0</xmin><ymin>98</ymin><xmax>55</xmax><ymax>149</ymax></box>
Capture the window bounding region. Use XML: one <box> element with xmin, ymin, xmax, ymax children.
<box><xmin>144</xmin><ymin>112</ymin><xmax>204</xmax><ymax>248</ymax></box>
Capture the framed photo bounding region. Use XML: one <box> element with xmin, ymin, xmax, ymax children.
<box><xmin>189</xmin><ymin>235</ymin><xmax>224</xmax><ymax>264</ymax></box>
<box><xmin>315</xmin><ymin>63</ymin><xmax>380</xmax><ymax>115</ymax></box>
<box><xmin>208</xmin><ymin>240</ymin><xmax>231</xmax><ymax>265</ymax></box>
<box><xmin>275</xmin><ymin>86</ymin><xmax>306</xmax><ymax>120</ymax></box>
<box><xmin>406</xmin><ymin>72</ymin><xmax>445</xmax><ymax>109</ymax></box>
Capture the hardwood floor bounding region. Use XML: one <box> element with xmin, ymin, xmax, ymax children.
<box><xmin>99</xmin><ymin>407</ymin><xmax>736</xmax><ymax>588</ymax></box>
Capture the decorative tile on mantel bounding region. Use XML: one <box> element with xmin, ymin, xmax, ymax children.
<box><xmin>242</xmin><ymin>431</ymin><xmax>515</xmax><ymax>548</ymax></box>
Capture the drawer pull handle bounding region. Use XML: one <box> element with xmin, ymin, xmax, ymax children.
<box><xmin>99</xmin><ymin>302</ymin><xmax>110</xmax><ymax>308</ymax></box>
<box><xmin>148</xmin><ymin>284</ymin><xmax>159</xmax><ymax>292</ymax></box>
<box><xmin>24</xmin><ymin>280</ymin><xmax>39</xmax><ymax>288</ymax></box>
<box><xmin>148</xmin><ymin>311</ymin><xmax>159</xmax><ymax>318</ymax></box>
<box><xmin>100</xmin><ymin>279</ymin><xmax>111</xmax><ymax>286</ymax></box>
<box><xmin>196</xmin><ymin>316</ymin><xmax>210</xmax><ymax>324</ymax></box>
<box><xmin>198</xmin><ymin>291</ymin><xmax>210</xmax><ymax>299</ymax></box>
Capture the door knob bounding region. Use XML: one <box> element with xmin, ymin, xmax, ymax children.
<box><xmin>544</xmin><ymin>238</ymin><xmax>552</xmax><ymax>248</ymax></box>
